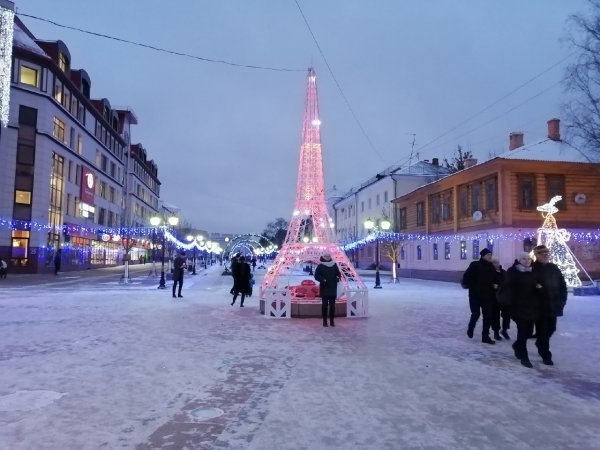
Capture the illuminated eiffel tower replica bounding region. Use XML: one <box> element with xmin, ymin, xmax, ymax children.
<box><xmin>260</xmin><ymin>68</ymin><xmax>368</xmax><ymax>318</ymax></box>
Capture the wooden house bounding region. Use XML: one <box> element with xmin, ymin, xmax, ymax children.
<box><xmin>391</xmin><ymin>119</ymin><xmax>600</xmax><ymax>282</ymax></box>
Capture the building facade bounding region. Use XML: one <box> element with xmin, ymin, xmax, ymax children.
<box><xmin>333</xmin><ymin>159</ymin><xmax>451</xmax><ymax>269</ymax></box>
<box><xmin>391</xmin><ymin>119</ymin><xmax>600</xmax><ymax>281</ymax></box>
<box><xmin>0</xmin><ymin>17</ymin><xmax>160</xmax><ymax>273</ymax></box>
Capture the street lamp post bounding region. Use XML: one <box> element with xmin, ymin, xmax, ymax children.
<box><xmin>186</xmin><ymin>234</ymin><xmax>203</xmax><ymax>275</ymax></box>
<box><xmin>364</xmin><ymin>218</ymin><xmax>391</xmax><ymax>289</ymax></box>
<box><xmin>151</xmin><ymin>215</ymin><xmax>179</xmax><ymax>289</ymax></box>
<box><xmin>150</xmin><ymin>226</ymin><xmax>158</xmax><ymax>277</ymax></box>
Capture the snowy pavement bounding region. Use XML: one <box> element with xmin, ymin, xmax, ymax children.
<box><xmin>0</xmin><ymin>266</ymin><xmax>599</xmax><ymax>449</ymax></box>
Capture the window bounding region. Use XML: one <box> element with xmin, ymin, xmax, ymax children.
<box><xmin>19</xmin><ymin>66</ymin><xmax>39</xmax><ymax>87</ymax></box>
<box><xmin>416</xmin><ymin>202</ymin><xmax>425</xmax><ymax>226</ymax></box>
<box><xmin>11</xmin><ymin>230</ymin><xmax>30</xmax><ymax>261</ymax></box>
<box><xmin>433</xmin><ymin>243</ymin><xmax>438</xmax><ymax>260</ymax></box>
<box><xmin>485</xmin><ymin>178</ymin><xmax>497</xmax><ymax>211</ymax></box>
<box><xmin>486</xmin><ymin>238</ymin><xmax>494</xmax><ymax>254</ymax></box>
<box><xmin>400</xmin><ymin>245</ymin><xmax>405</xmax><ymax>260</ymax></box>
<box><xmin>58</xmin><ymin>53</ymin><xmax>68</xmax><ymax>72</ymax></box>
<box><xmin>546</xmin><ymin>175</ymin><xmax>565</xmax><ymax>210</ymax></box>
<box><xmin>53</xmin><ymin>117</ymin><xmax>65</xmax><ymax>142</ymax></box>
<box><xmin>442</xmin><ymin>191</ymin><xmax>452</xmax><ymax>221</ymax></box>
<box><xmin>417</xmin><ymin>245</ymin><xmax>422</xmax><ymax>260</ymax></box>
<box><xmin>361</xmin><ymin>201</ymin><xmax>364</xmax><ymax>212</ymax></box>
<box><xmin>54</xmin><ymin>81</ymin><xmax>63</xmax><ymax>103</ymax></box>
<box><xmin>460</xmin><ymin>240</ymin><xmax>467</xmax><ymax>260</ymax></box>
<box><xmin>101</xmin><ymin>155</ymin><xmax>108</xmax><ymax>172</ymax></box>
<box><xmin>472</xmin><ymin>239</ymin><xmax>480</xmax><ymax>259</ymax></box>
<box><xmin>98</xmin><ymin>207</ymin><xmax>106</xmax><ymax>225</ymax></box>
<box><xmin>470</xmin><ymin>183</ymin><xmax>481</xmax><ymax>213</ymax></box>
<box><xmin>384</xmin><ymin>191</ymin><xmax>388</xmax><ymax>203</ymax></box>
<box><xmin>399</xmin><ymin>207</ymin><xmax>407</xmax><ymax>230</ymax></box>
<box><xmin>459</xmin><ymin>185</ymin><xmax>468</xmax><ymax>218</ymax></box>
<box><xmin>17</xmin><ymin>144</ymin><xmax>35</xmax><ymax>165</ymax></box>
<box><xmin>518</xmin><ymin>174</ymin><xmax>536</xmax><ymax>210</ymax></box>
<box><xmin>15</xmin><ymin>190</ymin><xmax>31</xmax><ymax>204</ymax></box>
<box><xmin>431</xmin><ymin>195</ymin><xmax>441</xmax><ymax>224</ymax></box>
<box><xmin>444</xmin><ymin>242</ymin><xmax>451</xmax><ymax>260</ymax></box>
<box><xmin>77</xmin><ymin>135</ymin><xmax>83</xmax><ymax>155</ymax></box>
<box><xmin>368</xmin><ymin>198</ymin><xmax>372</xmax><ymax>209</ymax></box>
<box><xmin>376</xmin><ymin>194</ymin><xmax>380</xmax><ymax>206</ymax></box>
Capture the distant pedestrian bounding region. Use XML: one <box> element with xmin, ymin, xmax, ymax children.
<box><xmin>251</xmin><ymin>257</ymin><xmax>257</xmax><ymax>272</ymax></box>
<box><xmin>229</xmin><ymin>253</ymin><xmax>241</xmax><ymax>295</ymax></box>
<box><xmin>231</xmin><ymin>256</ymin><xmax>251</xmax><ymax>307</ymax></box>
<box><xmin>54</xmin><ymin>249</ymin><xmax>62</xmax><ymax>275</ymax></box>
<box><xmin>0</xmin><ymin>258</ymin><xmax>7</xmax><ymax>279</ymax></box>
<box><xmin>314</xmin><ymin>251</ymin><xmax>341</xmax><ymax>327</ymax></box>
<box><xmin>462</xmin><ymin>248</ymin><xmax>497</xmax><ymax>344</ymax></box>
<box><xmin>172</xmin><ymin>250</ymin><xmax>187</xmax><ymax>298</ymax></box>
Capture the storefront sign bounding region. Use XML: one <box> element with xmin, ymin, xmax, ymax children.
<box><xmin>80</xmin><ymin>167</ymin><xmax>96</xmax><ymax>205</ymax></box>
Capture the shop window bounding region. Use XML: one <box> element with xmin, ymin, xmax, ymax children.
<box><xmin>417</xmin><ymin>245</ymin><xmax>422</xmax><ymax>260</ymax></box>
<box><xmin>472</xmin><ymin>239</ymin><xmax>480</xmax><ymax>259</ymax></box>
<box><xmin>460</xmin><ymin>240</ymin><xmax>467</xmax><ymax>260</ymax></box>
<box><xmin>444</xmin><ymin>242</ymin><xmax>451</xmax><ymax>260</ymax></box>
<box><xmin>433</xmin><ymin>243</ymin><xmax>438</xmax><ymax>260</ymax></box>
<box><xmin>11</xmin><ymin>230</ymin><xmax>30</xmax><ymax>260</ymax></box>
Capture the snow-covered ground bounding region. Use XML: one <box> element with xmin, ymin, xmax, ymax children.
<box><xmin>0</xmin><ymin>266</ymin><xmax>599</xmax><ymax>449</ymax></box>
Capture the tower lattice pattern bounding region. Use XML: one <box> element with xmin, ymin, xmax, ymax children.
<box><xmin>261</xmin><ymin>68</ymin><xmax>367</xmax><ymax>315</ymax></box>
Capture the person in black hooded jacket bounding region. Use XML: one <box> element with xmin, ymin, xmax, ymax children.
<box><xmin>314</xmin><ymin>251</ymin><xmax>341</xmax><ymax>327</ymax></box>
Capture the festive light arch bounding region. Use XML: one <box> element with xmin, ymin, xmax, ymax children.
<box><xmin>0</xmin><ymin>1</ymin><xmax>14</xmax><ymax>127</ymax></box>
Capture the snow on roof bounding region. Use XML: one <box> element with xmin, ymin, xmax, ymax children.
<box><xmin>497</xmin><ymin>138</ymin><xmax>598</xmax><ymax>164</ymax></box>
<box><xmin>12</xmin><ymin>21</ymin><xmax>49</xmax><ymax>58</ymax></box>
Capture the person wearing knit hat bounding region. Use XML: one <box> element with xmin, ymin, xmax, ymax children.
<box><xmin>461</xmin><ymin>247</ymin><xmax>498</xmax><ymax>344</ymax></box>
<box><xmin>503</xmin><ymin>249</ymin><xmax>542</xmax><ymax>368</ymax></box>
<box><xmin>531</xmin><ymin>243</ymin><xmax>567</xmax><ymax>367</ymax></box>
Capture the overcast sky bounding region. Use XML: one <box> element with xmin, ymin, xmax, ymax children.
<box><xmin>15</xmin><ymin>0</ymin><xmax>589</xmax><ymax>234</ymax></box>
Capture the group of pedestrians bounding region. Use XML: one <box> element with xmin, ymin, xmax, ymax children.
<box><xmin>463</xmin><ymin>245</ymin><xmax>567</xmax><ymax>368</ymax></box>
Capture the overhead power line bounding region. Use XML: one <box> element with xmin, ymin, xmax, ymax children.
<box><xmin>16</xmin><ymin>12</ymin><xmax>304</xmax><ymax>72</ymax></box>
<box><xmin>294</xmin><ymin>0</ymin><xmax>387</xmax><ymax>166</ymax></box>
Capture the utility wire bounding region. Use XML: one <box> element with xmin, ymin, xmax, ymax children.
<box><xmin>425</xmin><ymin>80</ymin><xmax>564</xmax><ymax>155</ymax></box>
<box><xmin>17</xmin><ymin>12</ymin><xmax>304</xmax><ymax>72</ymax></box>
<box><xmin>414</xmin><ymin>52</ymin><xmax>575</xmax><ymax>155</ymax></box>
<box><xmin>294</xmin><ymin>0</ymin><xmax>387</xmax><ymax>165</ymax></box>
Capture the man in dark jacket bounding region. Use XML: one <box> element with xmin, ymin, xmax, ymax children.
<box><xmin>532</xmin><ymin>244</ymin><xmax>567</xmax><ymax>365</ymax></box>
<box><xmin>462</xmin><ymin>248</ymin><xmax>497</xmax><ymax>344</ymax></box>
<box><xmin>172</xmin><ymin>250</ymin><xmax>187</xmax><ymax>298</ymax></box>
<box><xmin>314</xmin><ymin>251</ymin><xmax>341</xmax><ymax>328</ymax></box>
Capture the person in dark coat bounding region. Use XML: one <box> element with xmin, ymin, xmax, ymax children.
<box><xmin>172</xmin><ymin>250</ymin><xmax>187</xmax><ymax>298</ymax></box>
<box><xmin>314</xmin><ymin>251</ymin><xmax>341</xmax><ymax>327</ymax></box>
<box><xmin>53</xmin><ymin>249</ymin><xmax>62</xmax><ymax>275</ymax></box>
<box><xmin>491</xmin><ymin>258</ymin><xmax>511</xmax><ymax>340</ymax></box>
<box><xmin>462</xmin><ymin>248</ymin><xmax>497</xmax><ymax>344</ymax></box>
<box><xmin>229</xmin><ymin>253</ymin><xmax>240</xmax><ymax>295</ymax></box>
<box><xmin>231</xmin><ymin>256</ymin><xmax>251</xmax><ymax>307</ymax></box>
<box><xmin>531</xmin><ymin>244</ymin><xmax>567</xmax><ymax>365</ymax></box>
<box><xmin>499</xmin><ymin>251</ymin><xmax>544</xmax><ymax>368</ymax></box>
<box><xmin>0</xmin><ymin>258</ymin><xmax>7</xmax><ymax>279</ymax></box>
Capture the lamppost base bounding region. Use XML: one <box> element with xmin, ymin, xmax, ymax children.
<box><xmin>158</xmin><ymin>272</ymin><xmax>167</xmax><ymax>289</ymax></box>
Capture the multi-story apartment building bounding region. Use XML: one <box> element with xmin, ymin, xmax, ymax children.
<box><xmin>0</xmin><ymin>17</ymin><xmax>160</xmax><ymax>273</ymax></box>
<box><xmin>332</xmin><ymin>159</ymin><xmax>451</xmax><ymax>268</ymax></box>
<box><xmin>391</xmin><ymin>119</ymin><xmax>600</xmax><ymax>281</ymax></box>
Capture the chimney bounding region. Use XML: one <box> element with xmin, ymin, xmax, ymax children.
<box><xmin>463</xmin><ymin>158</ymin><xmax>477</xmax><ymax>169</ymax></box>
<box><xmin>509</xmin><ymin>132</ymin><xmax>524</xmax><ymax>150</ymax></box>
<box><xmin>432</xmin><ymin>157</ymin><xmax>439</xmax><ymax>166</ymax></box>
<box><xmin>547</xmin><ymin>118</ymin><xmax>560</xmax><ymax>141</ymax></box>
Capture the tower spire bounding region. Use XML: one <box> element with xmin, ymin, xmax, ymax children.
<box><xmin>261</xmin><ymin>68</ymin><xmax>368</xmax><ymax>318</ymax></box>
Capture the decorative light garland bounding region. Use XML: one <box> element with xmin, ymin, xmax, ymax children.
<box><xmin>0</xmin><ymin>1</ymin><xmax>14</xmax><ymax>127</ymax></box>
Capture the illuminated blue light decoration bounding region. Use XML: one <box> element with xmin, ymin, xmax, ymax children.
<box><xmin>0</xmin><ymin>1</ymin><xmax>14</xmax><ymax>127</ymax></box>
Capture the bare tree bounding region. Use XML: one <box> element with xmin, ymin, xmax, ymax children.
<box><xmin>564</xmin><ymin>0</ymin><xmax>600</xmax><ymax>161</ymax></box>
<box><xmin>384</xmin><ymin>241</ymin><xmax>400</xmax><ymax>283</ymax></box>
<box><xmin>262</xmin><ymin>217</ymin><xmax>288</xmax><ymax>248</ymax></box>
<box><xmin>443</xmin><ymin>145</ymin><xmax>473</xmax><ymax>173</ymax></box>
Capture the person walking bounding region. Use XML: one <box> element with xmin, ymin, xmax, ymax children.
<box><xmin>53</xmin><ymin>249</ymin><xmax>62</xmax><ymax>275</ymax></box>
<box><xmin>231</xmin><ymin>256</ymin><xmax>251</xmax><ymax>307</ymax></box>
<box><xmin>491</xmin><ymin>258</ymin><xmax>511</xmax><ymax>340</ymax></box>
<box><xmin>172</xmin><ymin>250</ymin><xmax>187</xmax><ymax>298</ymax></box>
<box><xmin>229</xmin><ymin>253</ymin><xmax>240</xmax><ymax>295</ymax></box>
<box><xmin>0</xmin><ymin>258</ymin><xmax>7</xmax><ymax>279</ymax></box>
<box><xmin>531</xmin><ymin>244</ymin><xmax>567</xmax><ymax>364</ymax></box>
<box><xmin>462</xmin><ymin>248</ymin><xmax>497</xmax><ymax>344</ymax></box>
<box><xmin>314</xmin><ymin>251</ymin><xmax>341</xmax><ymax>327</ymax></box>
<box><xmin>499</xmin><ymin>251</ymin><xmax>544</xmax><ymax>368</ymax></box>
